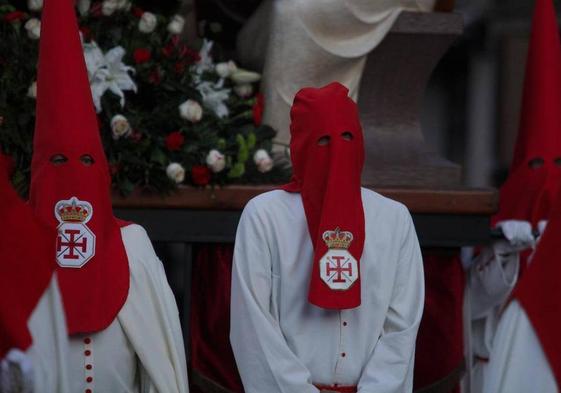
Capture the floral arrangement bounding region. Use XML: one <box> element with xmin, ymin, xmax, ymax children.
<box><xmin>0</xmin><ymin>0</ymin><xmax>288</xmax><ymax>197</ymax></box>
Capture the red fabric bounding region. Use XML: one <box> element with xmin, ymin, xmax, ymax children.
<box><xmin>414</xmin><ymin>252</ymin><xmax>465</xmax><ymax>390</ymax></box>
<box><xmin>0</xmin><ymin>155</ymin><xmax>56</xmax><ymax>358</ymax></box>
<box><xmin>190</xmin><ymin>245</ymin><xmax>244</xmax><ymax>393</ymax></box>
<box><xmin>492</xmin><ymin>0</ymin><xmax>561</xmax><ymax>229</ymax></box>
<box><xmin>280</xmin><ymin>82</ymin><xmax>365</xmax><ymax>310</ymax></box>
<box><xmin>29</xmin><ymin>0</ymin><xmax>129</xmax><ymax>335</ymax></box>
<box><xmin>513</xmin><ymin>187</ymin><xmax>561</xmax><ymax>389</ymax></box>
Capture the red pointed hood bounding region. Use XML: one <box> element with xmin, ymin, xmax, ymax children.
<box><xmin>29</xmin><ymin>0</ymin><xmax>129</xmax><ymax>334</ymax></box>
<box><xmin>0</xmin><ymin>155</ymin><xmax>56</xmax><ymax>358</ymax></box>
<box><xmin>513</xmin><ymin>185</ymin><xmax>561</xmax><ymax>389</ymax></box>
<box><xmin>281</xmin><ymin>82</ymin><xmax>365</xmax><ymax>309</ymax></box>
<box><xmin>493</xmin><ymin>0</ymin><xmax>561</xmax><ymax>227</ymax></box>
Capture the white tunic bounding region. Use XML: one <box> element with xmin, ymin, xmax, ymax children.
<box><xmin>237</xmin><ymin>0</ymin><xmax>436</xmax><ymax>147</ymax></box>
<box><xmin>230</xmin><ymin>189</ymin><xmax>424</xmax><ymax>393</ymax></box>
<box><xmin>1</xmin><ymin>275</ymin><xmax>70</xmax><ymax>393</ymax></box>
<box><xmin>483</xmin><ymin>301</ymin><xmax>557</xmax><ymax>393</ymax></box>
<box><xmin>65</xmin><ymin>224</ymin><xmax>189</xmax><ymax>393</ymax></box>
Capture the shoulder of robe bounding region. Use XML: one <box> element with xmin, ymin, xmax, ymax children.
<box><xmin>361</xmin><ymin>187</ymin><xmax>411</xmax><ymax>225</ymax></box>
<box><xmin>243</xmin><ymin>189</ymin><xmax>296</xmax><ymax>217</ymax></box>
<box><xmin>120</xmin><ymin>224</ymin><xmax>163</xmax><ymax>275</ymax></box>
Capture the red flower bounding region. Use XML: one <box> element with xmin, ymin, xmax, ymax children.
<box><xmin>174</xmin><ymin>61</ymin><xmax>186</xmax><ymax>75</ymax></box>
<box><xmin>191</xmin><ymin>165</ymin><xmax>211</xmax><ymax>186</ymax></box>
<box><xmin>89</xmin><ymin>2</ymin><xmax>102</xmax><ymax>17</ymax></box>
<box><xmin>3</xmin><ymin>11</ymin><xmax>25</xmax><ymax>23</ymax></box>
<box><xmin>165</xmin><ymin>131</ymin><xmax>185</xmax><ymax>151</ymax></box>
<box><xmin>130</xmin><ymin>130</ymin><xmax>143</xmax><ymax>143</ymax></box>
<box><xmin>253</xmin><ymin>93</ymin><xmax>264</xmax><ymax>126</ymax></box>
<box><xmin>131</xmin><ymin>6</ymin><xmax>144</xmax><ymax>18</ymax></box>
<box><xmin>80</xmin><ymin>26</ymin><xmax>92</xmax><ymax>41</ymax></box>
<box><xmin>148</xmin><ymin>68</ymin><xmax>162</xmax><ymax>85</ymax></box>
<box><xmin>133</xmin><ymin>48</ymin><xmax>151</xmax><ymax>64</ymax></box>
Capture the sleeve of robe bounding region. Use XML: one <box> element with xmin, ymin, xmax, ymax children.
<box><xmin>482</xmin><ymin>301</ymin><xmax>557</xmax><ymax>393</ymax></box>
<box><xmin>117</xmin><ymin>224</ymin><xmax>189</xmax><ymax>393</ymax></box>
<box><xmin>357</xmin><ymin>209</ymin><xmax>424</xmax><ymax>393</ymax></box>
<box><xmin>229</xmin><ymin>200</ymin><xmax>320</xmax><ymax>393</ymax></box>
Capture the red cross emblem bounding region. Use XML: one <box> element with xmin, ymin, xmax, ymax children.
<box><xmin>320</xmin><ymin>250</ymin><xmax>358</xmax><ymax>290</ymax></box>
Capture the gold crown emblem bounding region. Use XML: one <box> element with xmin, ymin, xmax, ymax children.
<box><xmin>55</xmin><ymin>198</ymin><xmax>92</xmax><ymax>223</ymax></box>
<box><xmin>322</xmin><ymin>227</ymin><xmax>353</xmax><ymax>249</ymax></box>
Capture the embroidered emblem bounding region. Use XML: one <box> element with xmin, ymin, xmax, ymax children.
<box><xmin>54</xmin><ymin>197</ymin><xmax>96</xmax><ymax>268</ymax></box>
<box><xmin>319</xmin><ymin>228</ymin><xmax>359</xmax><ymax>290</ymax></box>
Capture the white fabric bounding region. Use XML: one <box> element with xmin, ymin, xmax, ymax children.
<box><xmin>465</xmin><ymin>242</ymin><xmax>519</xmax><ymax>392</ymax></box>
<box><xmin>0</xmin><ymin>275</ymin><xmax>70</xmax><ymax>393</ymax></box>
<box><xmin>230</xmin><ymin>189</ymin><xmax>424</xmax><ymax>393</ymax></box>
<box><xmin>483</xmin><ymin>301</ymin><xmax>558</xmax><ymax>393</ymax></box>
<box><xmin>495</xmin><ymin>220</ymin><xmax>535</xmax><ymax>250</ymax></box>
<box><xmin>64</xmin><ymin>224</ymin><xmax>189</xmax><ymax>393</ymax></box>
<box><xmin>237</xmin><ymin>0</ymin><xmax>436</xmax><ymax>147</ymax></box>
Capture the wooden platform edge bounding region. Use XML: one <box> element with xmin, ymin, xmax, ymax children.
<box><xmin>112</xmin><ymin>185</ymin><xmax>498</xmax><ymax>215</ymax></box>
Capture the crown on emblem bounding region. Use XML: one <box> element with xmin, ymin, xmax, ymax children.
<box><xmin>322</xmin><ymin>227</ymin><xmax>354</xmax><ymax>249</ymax></box>
<box><xmin>56</xmin><ymin>198</ymin><xmax>92</xmax><ymax>223</ymax></box>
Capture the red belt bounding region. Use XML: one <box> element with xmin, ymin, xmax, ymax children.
<box><xmin>314</xmin><ymin>385</ymin><xmax>357</xmax><ymax>393</ymax></box>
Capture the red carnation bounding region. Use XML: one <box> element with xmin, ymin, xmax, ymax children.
<box><xmin>3</xmin><ymin>11</ymin><xmax>25</xmax><ymax>23</ymax></box>
<box><xmin>89</xmin><ymin>2</ymin><xmax>102</xmax><ymax>17</ymax></box>
<box><xmin>253</xmin><ymin>93</ymin><xmax>264</xmax><ymax>126</ymax></box>
<box><xmin>165</xmin><ymin>131</ymin><xmax>185</xmax><ymax>151</ymax></box>
<box><xmin>130</xmin><ymin>130</ymin><xmax>143</xmax><ymax>143</ymax></box>
<box><xmin>148</xmin><ymin>68</ymin><xmax>162</xmax><ymax>85</ymax></box>
<box><xmin>131</xmin><ymin>6</ymin><xmax>144</xmax><ymax>18</ymax></box>
<box><xmin>133</xmin><ymin>48</ymin><xmax>151</xmax><ymax>64</ymax></box>
<box><xmin>191</xmin><ymin>165</ymin><xmax>211</xmax><ymax>186</ymax></box>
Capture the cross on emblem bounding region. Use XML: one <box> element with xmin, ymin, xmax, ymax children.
<box><xmin>57</xmin><ymin>228</ymin><xmax>89</xmax><ymax>260</ymax></box>
<box><xmin>319</xmin><ymin>250</ymin><xmax>359</xmax><ymax>290</ymax></box>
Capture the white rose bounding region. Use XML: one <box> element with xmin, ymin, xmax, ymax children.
<box><xmin>27</xmin><ymin>0</ymin><xmax>43</xmax><ymax>12</ymax></box>
<box><xmin>138</xmin><ymin>12</ymin><xmax>157</xmax><ymax>33</ymax></box>
<box><xmin>167</xmin><ymin>15</ymin><xmax>185</xmax><ymax>35</ymax></box>
<box><xmin>101</xmin><ymin>0</ymin><xmax>118</xmax><ymax>15</ymax></box>
<box><xmin>206</xmin><ymin>149</ymin><xmax>226</xmax><ymax>173</ymax></box>
<box><xmin>231</xmin><ymin>69</ymin><xmax>261</xmax><ymax>84</ymax></box>
<box><xmin>110</xmin><ymin>114</ymin><xmax>132</xmax><ymax>140</ymax></box>
<box><xmin>166</xmin><ymin>162</ymin><xmax>185</xmax><ymax>184</ymax></box>
<box><xmin>27</xmin><ymin>81</ymin><xmax>37</xmax><ymax>99</ymax></box>
<box><xmin>254</xmin><ymin>149</ymin><xmax>273</xmax><ymax>173</ymax></box>
<box><xmin>215</xmin><ymin>60</ymin><xmax>237</xmax><ymax>78</ymax></box>
<box><xmin>77</xmin><ymin>0</ymin><xmax>91</xmax><ymax>15</ymax></box>
<box><xmin>24</xmin><ymin>18</ymin><xmax>41</xmax><ymax>40</ymax></box>
<box><xmin>178</xmin><ymin>99</ymin><xmax>203</xmax><ymax>122</ymax></box>
<box><xmin>234</xmin><ymin>83</ymin><xmax>253</xmax><ymax>98</ymax></box>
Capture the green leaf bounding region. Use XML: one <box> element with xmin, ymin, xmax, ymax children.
<box><xmin>227</xmin><ymin>162</ymin><xmax>245</xmax><ymax>179</ymax></box>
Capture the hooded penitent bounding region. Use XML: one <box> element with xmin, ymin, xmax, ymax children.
<box><xmin>29</xmin><ymin>0</ymin><xmax>129</xmax><ymax>334</ymax></box>
<box><xmin>0</xmin><ymin>155</ymin><xmax>55</xmax><ymax>357</ymax></box>
<box><xmin>512</xmin><ymin>185</ymin><xmax>561</xmax><ymax>388</ymax></box>
<box><xmin>492</xmin><ymin>0</ymin><xmax>561</xmax><ymax>228</ymax></box>
<box><xmin>282</xmin><ymin>82</ymin><xmax>365</xmax><ymax>309</ymax></box>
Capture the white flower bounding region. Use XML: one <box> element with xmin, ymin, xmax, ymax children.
<box><xmin>166</xmin><ymin>162</ymin><xmax>185</xmax><ymax>184</ymax></box>
<box><xmin>254</xmin><ymin>149</ymin><xmax>273</xmax><ymax>173</ymax></box>
<box><xmin>139</xmin><ymin>12</ymin><xmax>157</xmax><ymax>33</ymax></box>
<box><xmin>196</xmin><ymin>80</ymin><xmax>230</xmax><ymax>119</ymax></box>
<box><xmin>27</xmin><ymin>81</ymin><xmax>37</xmax><ymax>99</ymax></box>
<box><xmin>215</xmin><ymin>61</ymin><xmax>237</xmax><ymax>78</ymax></box>
<box><xmin>206</xmin><ymin>149</ymin><xmax>226</xmax><ymax>173</ymax></box>
<box><xmin>110</xmin><ymin>114</ymin><xmax>131</xmax><ymax>140</ymax></box>
<box><xmin>167</xmin><ymin>15</ymin><xmax>185</xmax><ymax>35</ymax></box>
<box><xmin>27</xmin><ymin>0</ymin><xmax>43</xmax><ymax>12</ymax></box>
<box><xmin>77</xmin><ymin>0</ymin><xmax>91</xmax><ymax>15</ymax></box>
<box><xmin>83</xmin><ymin>42</ymin><xmax>137</xmax><ymax>112</ymax></box>
<box><xmin>178</xmin><ymin>99</ymin><xmax>203</xmax><ymax>122</ymax></box>
<box><xmin>231</xmin><ymin>69</ymin><xmax>261</xmax><ymax>84</ymax></box>
<box><xmin>234</xmin><ymin>83</ymin><xmax>253</xmax><ymax>98</ymax></box>
<box><xmin>101</xmin><ymin>0</ymin><xmax>118</xmax><ymax>15</ymax></box>
<box><xmin>193</xmin><ymin>39</ymin><xmax>214</xmax><ymax>76</ymax></box>
<box><xmin>24</xmin><ymin>18</ymin><xmax>41</xmax><ymax>40</ymax></box>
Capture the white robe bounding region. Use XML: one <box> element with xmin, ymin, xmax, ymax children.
<box><xmin>230</xmin><ymin>189</ymin><xmax>424</xmax><ymax>393</ymax></box>
<box><xmin>65</xmin><ymin>224</ymin><xmax>189</xmax><ymax>393</ymax></box>
<box><xmin>237</xmin><ymin>0</ymin><xmax>436</xmax><ymax>147</ymax></box>
<box><xmin>1</xmin><ymin>275</ymin><xmax>70</xmax><ymax>393</ymax></box>
<box><xmin>465</xmin><ymin>243</ymin><xmax>519</xmax><ymax>392</ymax></box>
<box><xmin>483</xmin><ymin>301</ymin><xmax>557</xmax><ymax>393</ymax></box>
